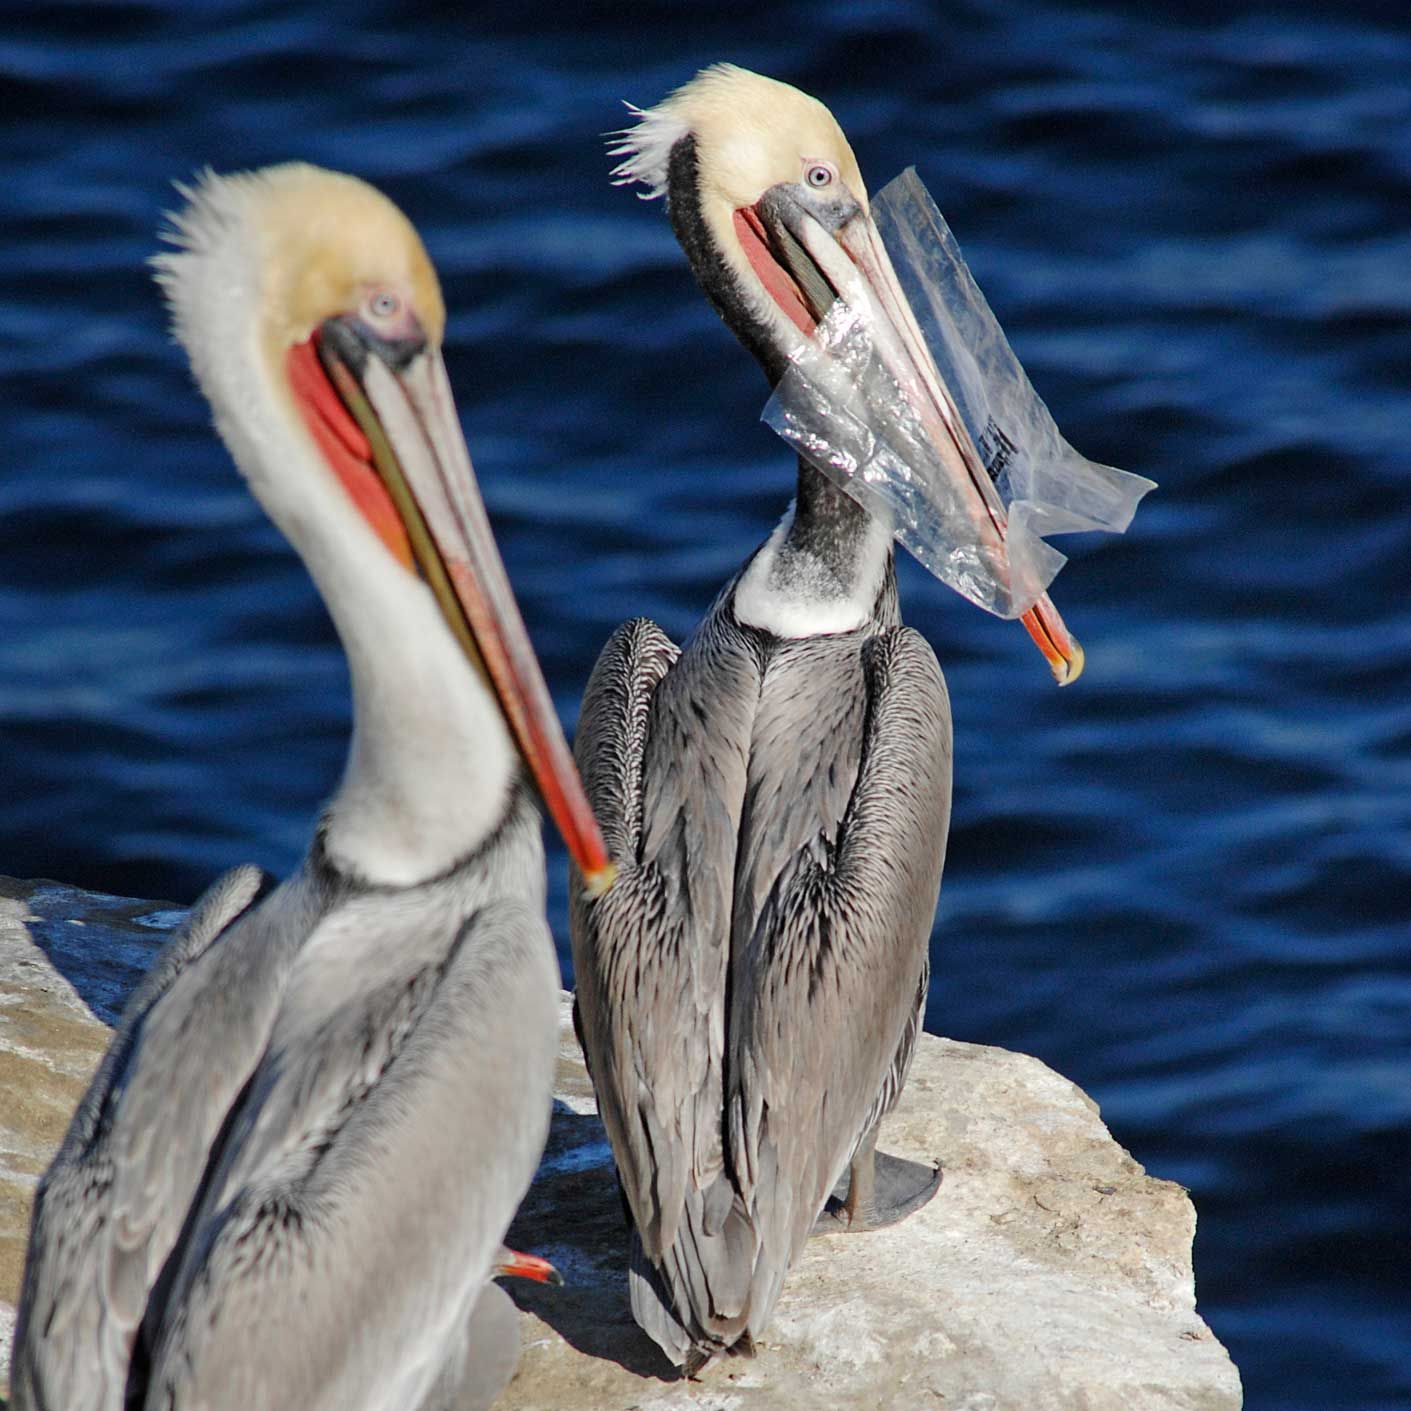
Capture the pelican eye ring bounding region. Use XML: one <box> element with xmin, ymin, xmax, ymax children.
<box><xmin>366</xmin><ymin>290</ymin><xmax>403</xmax><ymax>321</ymax></box>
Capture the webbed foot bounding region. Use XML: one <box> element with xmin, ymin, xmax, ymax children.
<box><xmin>811</xmin><ymin>1147</ymin><xmax>942</xmax><ymax>1234</ymax></box>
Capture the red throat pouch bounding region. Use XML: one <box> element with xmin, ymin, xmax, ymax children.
<box><xmin>734</xmin><ymin>207</ymin><xmax>817</xmax><ymax>338</ymax></box>
<box><xmin>286</xmin><ymin>338</ymin><xmax>414</xmax><ymax>570</ymax></box>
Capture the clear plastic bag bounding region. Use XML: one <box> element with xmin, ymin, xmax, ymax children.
<box><xmin>763</xmin><ymin>168</ymin><xmax>1155</xmax><ymax>619</ymax></box>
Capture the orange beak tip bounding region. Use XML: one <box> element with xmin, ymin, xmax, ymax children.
<box><xmin>582</xmin><ymin>861</ymin><xmax>618</xmax><ymax>899</ymax></box>
<box><xmin>1054</xmin><ymin>636</ymin><xmax>1085</xmax><ymax>687</ymax></box>
<box><xmin>496</xmin><ymin>1251</ymin><xmax>564</xmax><ymax>1286</ymax></box>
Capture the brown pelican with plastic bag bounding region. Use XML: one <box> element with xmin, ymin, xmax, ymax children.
<box><xmin>570</xmin><ymin>63</ymin><xmax>1111</xmax><ymax>1374</ymax></box>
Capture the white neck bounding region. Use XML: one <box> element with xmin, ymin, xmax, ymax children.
<box><xmin>321</xmin><ymin>551</ymin><xmax>517</xmax><ymax>887</ymax></box>
<box><xmin>168</xmin><ymin>228</ymin><xmax>516</xmax><ymax>886</ymax></box>
<box><xmin>733</xmin><ymin>500</ymin><xmax>893</xmax><ymax>638</ymax></box>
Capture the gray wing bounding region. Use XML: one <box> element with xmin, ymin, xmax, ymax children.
<box><xmin>147</xmin><ymin>896</ymin><xmax>558</xmax><ymax>1411</ymax></box>
<box><xmin>569</xmin><ymin>610</ymin><xmax>763</xmax><ymax>1362</ymax></box>
<box><xmin>728</xmin><ymin>627</ymin><xmax>952</xmax><ymax>1325</ymax></box>
<box><xmin>8</xmin><ymin>863</ymin><xmax>273</xmax><ymax>1411</ymax></box>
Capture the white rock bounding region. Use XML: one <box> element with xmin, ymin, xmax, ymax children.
<box><xmin>0</xmin><ymin>878</ymin><xmax>1242</xmax><ymax>1410</ymax></box>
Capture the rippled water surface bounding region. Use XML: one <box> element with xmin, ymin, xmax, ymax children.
<box><xmin>2</xmin><ymin>4</ymin><xmax>1408</xmax><ymax>1406</ymax></box>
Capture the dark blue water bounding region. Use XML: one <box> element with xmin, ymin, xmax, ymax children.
<box><xmin>2</xmin><ymin>3</ymin><xmax>1407</xmax><ymax>1405</ymax></box>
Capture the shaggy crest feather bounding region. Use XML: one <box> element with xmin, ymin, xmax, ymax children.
<box><xmin>149</xmin><ymin>165</ymin><xmax>290</xmax><ymax>363</ymax></box>
<box><xmin>153</xmin><ymin>171</ymin><xmax>272</xmax><ymax>381</ymax></box>
<box><xmin>608</xmin><ymin>62</ymin><xmax>798</xmax><ymax>199</ymax></box>
<box><xmin>154</xmin><ymin>166</ymin><xmax>261</xmax><ymax>262</ymax></box>
<box><xmin>607</xmin><ymin>100</ymin><xmax>688</xmax><ymax>201</ymax></box>
<box><xmin>608</xmin><ymin>63</ymin><xmax>863</xmax><ymax>223</ymax></box>
<box><xmin>149</xmin><ymin>166</ymin><xmax>274</xmax><ymax>408</ymax></box>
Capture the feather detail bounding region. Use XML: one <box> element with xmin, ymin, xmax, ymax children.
<box><xmin>607</xmin><ymin>65</ymin><xmax>769</xmax><ymax>199</ymax></box>
<box><xmin>607</xmin><ymin>100</ymin><xmax>688</xmax><ymax>200</ymax></box>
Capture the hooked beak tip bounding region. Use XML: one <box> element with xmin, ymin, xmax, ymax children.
<box><xmin>496</xmin><ymin>1250</ymin><xmax>564</xmax><ymax>1286</ymax></box>
<box><xmin>582</xmin><ymin>862</ymin><xmax>618</xmax><ymax>899</ymax></box>
<box><xmin>1052</xmin><ymin>636</ymin><xmax>1085</xmax><ymax>687</ymax></box>
<box><xmin>1022</xmin><ymin>602</ymin><xmax>1085</xmax><ymax>687</ymax></box>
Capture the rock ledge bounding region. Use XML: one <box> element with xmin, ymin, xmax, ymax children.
<box><xmin>0</xmin><ymin>877</ymin><xmax>1241</xmax><ymax>1409</ymax></box>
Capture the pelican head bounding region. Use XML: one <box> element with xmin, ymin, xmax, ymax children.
<box><xmin>155</xmin><ymin>164</ymin><xmax>613</xmax><ymax>886</ymax></box>
<box><xmin>611</xmin><ymin>64</ymin><xmax>868</xmax><ymax>382</ymax></box>
<box><xmin>612</xmin><ymin>66</ymin><xmax>1083</xmax><ymax>684</ymax></box>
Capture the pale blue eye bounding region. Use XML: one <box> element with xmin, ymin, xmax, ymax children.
<box><xmin>368</xmin><ymin>291</ymin><xmax>401</xmax><ymax>320</ymax></box>
<box><xmin>806</xmin><ymin>165</ymin><xmax>833</xmax><ymax>188</ymax></box>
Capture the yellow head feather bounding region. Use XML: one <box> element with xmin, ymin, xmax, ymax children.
<box><xmin>157</xmin><ymin>163</ymin><xmax>445</xmax><ymax>368</ymax></box>
<box><xmin>610</xmin><ymin>63</ymin><xmax>868</xmax><ymax>212</ymax></box>
<box><xmin>251</xmin><ymin>164</ymin><xmax>444</xmax><ymax>353</ymax></box>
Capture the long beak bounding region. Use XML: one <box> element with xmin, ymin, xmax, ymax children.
<box><xmin>318</xmin><ymin>328</ymin><xmax>615</xmax><ymax>892</ymax></box>
<box><xmin>759</xmin><ymin>196</ymin><xmax>1084</xmax><ymax>685</ymax></box>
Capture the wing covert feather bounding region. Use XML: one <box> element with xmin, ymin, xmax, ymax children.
<box><xmin>570</xmin><ymin>618</ymin><xmax>680</xmax><ymax>863</ymax></box>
